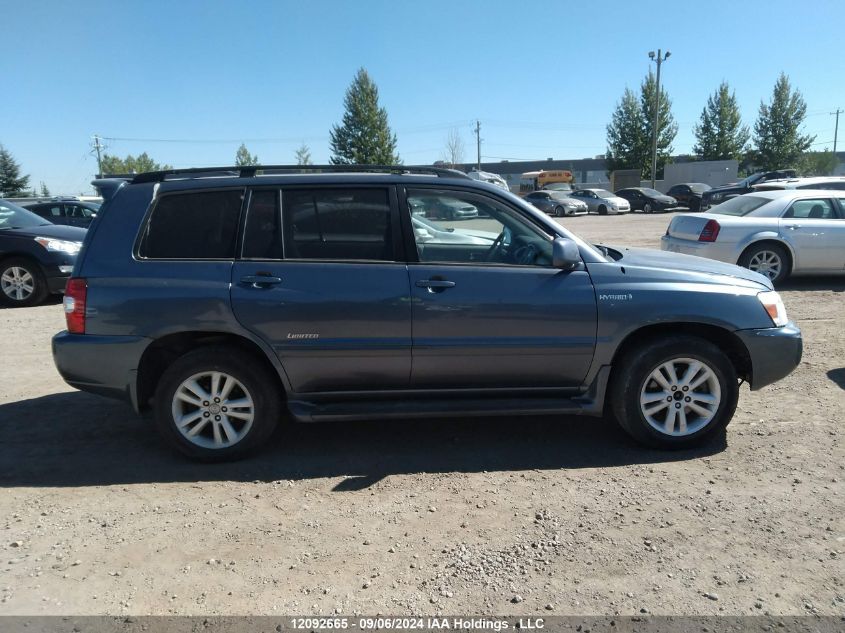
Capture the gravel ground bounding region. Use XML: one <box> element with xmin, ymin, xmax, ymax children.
<box><xmin>0</xmin><ymin>211</ymin><xmax>843</xmax><ymax>616</ymax></box>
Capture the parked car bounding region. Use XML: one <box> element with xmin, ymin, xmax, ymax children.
<box><xmin>569</xmin><ymin>188</ymin><xmax>631</xmax><ymax>215</ymax></box>
<box><xmin>53</xmin><ymin>165</ymin><xmax>801</xmax><ymax>461</ymax></box>
<box><xmin>542</xmin><ymin>182</ymin><xmax>573</xmax><ymax>192</ymax></box>
<box><xmin>701</xmin><ymin>170</ymin><xmax>796</xmax><ymax>210</ymax></box>
<box><xmin>0</xmin><ymin>200</ymin><xmax>86</xmax><ymax>307</ymax></box>
<box><xmin>751</xmin><ymin>176</ymin><xmax>845</xmax><ymax>192</ymax></box>
<box><xmin>467</xmin><ymin>169</ymin><xmax>509</xmax><ymax>191</ymax></box>
<box><xmin>614</xmin><ymin>187</ymin><xmax>678</xmax><ymax>213</ymax></box>
<box><xmin>665</xmin><ymin>183</ymin><xmax>711</xmax><ymax>211</ymax></box>
<box><xmin>524</xmin><ymin>190</ymin><xmax>588</xmax><ymax>216</ymax></box>
<box><xmin>661</xmin><ymin>189</ymin><xmax>845</xmax><ymax>284</ymax></box>
<box><xmin>24</xmin><ymin>200</ymin><xmax>100</xmax><ymax>228</ymax></box>
<box><xmin>410</xmin><ymin>194</ymin><xmax>478</xmax><ymax>220</ymax></box>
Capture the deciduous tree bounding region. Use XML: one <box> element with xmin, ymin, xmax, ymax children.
<box><xmin>100</xmin><ymin>152</ymin><xmax>171</xmax><ymax>175</ymax></box>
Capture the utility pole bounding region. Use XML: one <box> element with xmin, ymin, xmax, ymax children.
<box><xmin>648</xmin><ymin>49</ymin><xmax>671</xmax><ymax>188</ymax></box>
<box><xmin>832</xmin><ymin>108</ymin><xmax>842</xmax><ymax>153</ymax></box>
<box><xmin>475</xmin><ymin>120</ymin><xmax>481</xmax><ymax>172</ymax></box>
<box><xmin>92</xmin><ymin>134</ymin><xmax>104</xmax><ymax>177</ymax></box>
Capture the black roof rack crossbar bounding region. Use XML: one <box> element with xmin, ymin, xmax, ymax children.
<box><xmin>130</xmin><ymin>164</ymin><xmax>472</xmax><ymax>184</ymax></box>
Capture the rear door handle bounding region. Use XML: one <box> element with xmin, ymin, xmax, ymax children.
<box><xmin>415</xmin><ymin>279</ymin><xmax>456</xmax><ymax>292</ymax></box>
<box><xmin>240</xmin><ymin>274</ymin><xmax>282</xmax><ymax>288</ymax></box>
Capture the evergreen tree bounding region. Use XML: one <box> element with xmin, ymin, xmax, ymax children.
<box><xmin>234</xmin><ymin>143</ymin><xmax>259</xmax><ymax>166</ymax></box>
<box><xmin>100</xmin><ymin>152</ymin><xmax>171</xmax><ymax>175</ymax></box>
<box><xmin>606</xmin><ymin>88</ymin><xmax>646</xmax><ymax>174</ymax></box>
<box><xmin>0</xmin><ymin>145</ymin><xmax>31</xmax><ymax>196</ymax></box>
<box><xmin>693</xmin><ymin>82</ymin><xmax>750</xmax><ymax>161</ymax></box>
<box><xmin>753</xmin><ymin>73</ymin><xmax>815</xmax><ymax>170</ymax></box>
<box><xmin>640</xmin><ymin>71</ymin><xmax>678</xmax><ymax>180</ymax></box>
<box><xmin>40</xmin><ymin>182</ymin><xmax>50</xmax><ymax>196</ymax></box>
<box><xmin>329</xmin><ymin>68</ymin><xmax>400</xmax><ymax>165</ymax></box>
<box><xmin>295</xmin><ymin>144</ymin><xmax>313</xmax><ymax>165</ymax></box>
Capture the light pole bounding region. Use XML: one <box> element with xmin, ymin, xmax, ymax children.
<box><xmin>648</xmin><ymin>49</ymin><xmax>670</xmax><ymax>188</ymax></box>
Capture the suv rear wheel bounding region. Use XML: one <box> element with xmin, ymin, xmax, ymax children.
<box><xmin>153</xmin><ymin>346</ymin><xmax>281</xmax><ymax>461</ymax></box>
<box><xmin>610</xmin><ymin>336</ymin><xmax>738</xmax><ymax>449</ymax></box>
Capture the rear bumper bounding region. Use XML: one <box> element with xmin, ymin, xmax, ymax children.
<box><xmin>736</xmin><ymin>323</ymin><xmax>803</xmax><ymax>390</ymax></box>
<box><xmin>660</xmin><ymin>235</ymin><xmax>737</xmax><ymax>263</ymax></box>
<box><xmin>52</xmin><ymin>331</ymin><xmax>151</xmax><ymax>409</ymax></box>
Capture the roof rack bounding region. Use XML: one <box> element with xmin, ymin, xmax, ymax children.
<box><xmin>130</xmin><ymin>164</ymin><xmax>472</xmax><ymax>184</ymax></box>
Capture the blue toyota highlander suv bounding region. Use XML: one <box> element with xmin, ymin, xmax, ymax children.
<box><xmin>52</xmin><ymin>166</ymin><xmax>802</xmax><ymax>461</ymax></box>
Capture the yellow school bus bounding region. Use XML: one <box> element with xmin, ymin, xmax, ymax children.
<box><xmin>518</xmin><ymin>170</ymin><xmax>574</xmax><ymax>194</ymax></box>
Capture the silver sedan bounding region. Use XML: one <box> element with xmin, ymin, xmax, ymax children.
<box><xmin>660</xmin><ymin>189</ymin><xmax>845</xmax><ymax>284</ymax></box>
<box><xmin>523</xmin><ymin>190</ymin><xmax>588</xmax><ymax>216</ymax></box>
<box><xmin>569</xmin><ymin>188</ymin><xmax>631</xmax><ymax>215</ymax></box>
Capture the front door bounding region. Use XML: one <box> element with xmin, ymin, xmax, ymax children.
<box><xmin>404</xmin><ymin>188</ymin><xmax>597</xmax><ymax>389</ymax></box>
<box><xmin>230</xmin><ymin>187</ymin><xmax>412</xmax><ymax>393</ymax></box>
<box><xmin>780</xmin><ymin>197</ymin><xmax>845</xmax><ymax>271</ymax></box>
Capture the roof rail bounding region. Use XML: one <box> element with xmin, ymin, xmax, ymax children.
<box><xmin>130</xmin><ymin>164</ymin><xmax>472</xmax><ymax>184</ymax></box>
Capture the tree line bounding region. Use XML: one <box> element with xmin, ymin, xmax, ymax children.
<box><xmin>606</xmin><ymin>71</ymin><xmax>837</xmax><ymax>179</ymax></box>
<box><xmin>2</xmin><ymin>67</ymin><xmax>839</xmax><ymax>196</ymax></box>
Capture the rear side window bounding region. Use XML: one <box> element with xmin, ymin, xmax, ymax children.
<box><xmin>283</xmin><ymin>188</ymin><xmax>394</xmax><ymax>261</ymax></box>
<box><xmin>242</xmin><ymin>190</ymin><xmax>282</xmax><ymax>259</ymax></box>
<box><xmin>139</xmin><ymin>190</ymin><xmax>243</xmax><ymax>259</ymax></box>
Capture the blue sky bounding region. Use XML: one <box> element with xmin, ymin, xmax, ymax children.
<box><xmin>2</xmin><ymin>0</ymin><xmax>843</xmax><ymax>194</ymax></box>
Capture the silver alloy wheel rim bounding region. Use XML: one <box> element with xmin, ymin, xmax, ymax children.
<box><xmin>171</xmin><ymin>371</ymin><xmax>254</xmax><ymax>449</ymax></box>
<box><xmin>1</xmin><ymin>267</ymin><xmax>35</xmax><ymax>301</ymax></box>
<box><xmin>639</xmin><ymin>357</ymin><xmax>721</xmax><ymax>437</ymax></box>
<box><xmin>748</xmin><ymin>250</ymin><xmax>782</xmax><ymax>280</ymax></box>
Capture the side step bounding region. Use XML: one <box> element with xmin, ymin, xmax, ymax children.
<box><xmin>287</xmin><ymin>396</ymin><xmax>585</xmax><ymax>423</ymax></box>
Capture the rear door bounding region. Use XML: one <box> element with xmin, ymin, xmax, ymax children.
<box><xmin>780</xmin><ymin>197</ymin><xmax>845</xmax><ymax>271</ymax></box>
<box><xmin>403</xmin><ymin>187</ymin><xmax>597</xmax><ymax>389</ymax></box>
<box><xmin>230</xmin><ymin>186</ymin><xmax>412</xmax><ymax>393</ymax></box>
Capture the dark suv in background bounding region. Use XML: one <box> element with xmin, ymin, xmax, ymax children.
<box><xmin>701</xmin><ymin>169</ymin><xmax>796</xmax><ymax>209</ymax></box>
<box><xmin>53</xmin><ymin>165</ymin><xmax>801</xmax><ymax>461</ymax></box>
<box><xmin>24</xmin><ymin>199</ymin><xmax>100</xmax><ymax>228</ymax></box>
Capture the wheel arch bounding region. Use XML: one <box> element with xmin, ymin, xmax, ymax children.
<box><xmin>136</xmin><ymin>330</ymin><xmax>289</xmax><ymax>413</ymax></box>
<box><xmin>610</xmin><ymin>322</ymin><xmax>753</xmax><ymax>387</ymax></box>
<box><xmin>736</xmin><ymin>235</ymin><xmax>795</xmax><ymax>273</ymax></box>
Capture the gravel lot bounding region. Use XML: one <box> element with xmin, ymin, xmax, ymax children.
<box><xmin>1</xmin><ymin>211</ymin><xmax>843</xmax><ymax>616</ymax></box>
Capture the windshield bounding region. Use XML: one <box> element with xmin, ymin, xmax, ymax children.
<box><xmin>689</xmin><ymin>183</ymin><xmax>711</xmax><ymax>193</ymax></box>
<box><xmin>708</xmin><ymin>195</ymin><xmax>770</xmax><ymax>216</ymax></box>
<box><xmin>641</xmin><ymin>188</ymin><xmax>662</xmax><ymax>196</ymax></box>
<box><xmin>0</xmin><ymin>201</ymin><xmax>53</xmax><ymax>229</ymax></box>
<box><xmin>594</xmin><ymin>190</ymin><xmax>615</xmax><ymax>198</ymax></box>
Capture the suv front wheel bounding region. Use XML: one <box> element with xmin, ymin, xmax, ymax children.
<box><xmin>610</xmin><ymin>336</ymin><xmax>739</xmax><ymax>449</ymax></box>
<box><xmin>153</xmin><ymin>346</ymin><xmax>281</xmax><ymax>461</ymax></box>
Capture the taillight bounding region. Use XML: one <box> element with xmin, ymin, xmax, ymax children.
<box><xmin>698</xmin><ymin>219</ymin><xmax>721</xmax><ymax>242</ymax></box>
<box><xmin>64</xmin><ymin>278</ymin><xmax>87</xmax><ymax>334</ymax></box>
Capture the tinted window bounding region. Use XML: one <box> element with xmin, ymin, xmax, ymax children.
<box><xmin>242</xmin><ymin>190</ymin><xmax>282</xmax><ymax>259</ymax></box>
<box><xmin>783</xmin><ymin>199</ymin><xmax>837</xmax><ymax>220</ymax></box>
<box><xmin>708</xmin><ymin>195</ymin><xmax>770</xmax><ymax>217</ymax></box>
<box><xmin>140</xmin><ymin>190</ymin><xmax>243</xmax><ymax>259</ymax></box>
<box><xmin>283</xmin><ymin>188</ymin><xmax>393</xmax><ymax>261</ymax></box>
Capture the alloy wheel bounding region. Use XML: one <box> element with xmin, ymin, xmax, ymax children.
<box><xmin>1</xmin><ymin>266</ymin><xmax>35</xmax><ymax>302</ymax></box>
<box><xmin>171</xmin><ymin>371</ymin><xmax>255</xmax><ymax>449</ymax></box>
<box><xmin>748</xmin><ymin>250</ymin><xmax>782</xmax><ymax>280</ymax></box>
<box><xmin>639</xmin><ymin>357</ymin><xmax>721</xmax><ymax>436</ymax></box>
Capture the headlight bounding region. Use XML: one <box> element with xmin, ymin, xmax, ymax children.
<box><xmin>757</xmin><ymin>291</ymin><xmax>788</xmax><ymax>327</ymax></box>
<box><xmin>34</xmin><ymin>237</ymin><xmax>82</xmax><ymax>255</ymax></box>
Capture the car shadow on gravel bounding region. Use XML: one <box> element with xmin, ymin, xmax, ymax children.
<box><xmin>0</xmin><ymin>391</ymin><xmax>726</xmax><ymax>489</ymax></box>
<box><xmin>827</xmin><ymin>368</ymin><xmax>845</xmax><ymax>390</ymax></box>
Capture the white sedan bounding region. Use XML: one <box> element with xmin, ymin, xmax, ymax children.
<box><xmin>660</xmin><ymin>189</ymin><xmax>845</xmax><ymax>284</ymax></box>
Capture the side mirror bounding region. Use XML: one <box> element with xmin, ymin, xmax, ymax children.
<box><xmin>552</xmin><ymin>237</ymin><xmax>581</xmax><ymax>270</ymax></box>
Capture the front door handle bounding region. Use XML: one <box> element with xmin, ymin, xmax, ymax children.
<box><xmin>415</xmin><ymin>279</ymin><xmax>456</xmax><ymax>293</ymax></box>
<box><xmin>786</xmin><ymin>224</ymin><xmax>802</xmax><ymax>230</ymax></box>
<box><xmin>240</xmin><ymin>274</ymin><xmax>282</xmax><ymax>288</ymax></box>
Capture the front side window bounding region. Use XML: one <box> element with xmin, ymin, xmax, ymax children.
<box><xmin>783</xmin><ymin>198</ymin><xmax>837</xmax><ymax>220</ymax></box>
<box><xmin>408</xmin><ymin>189</ymin><xmax>553</xmax><ymax>267</ymax></box>
<box><xmin>139</xmin><ymin>189</ymin><xmax>243</xmax><ymax>259</ymax></box>
<box><xmin>283</xmin><ymin>188</ymin><xmax>394</xmax><ymax>261</ymax></box>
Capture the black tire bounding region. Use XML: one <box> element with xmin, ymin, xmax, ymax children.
<box><xmin>554</xmin><ymin>206</ymin><xmax>565</xmax><ymax>217</ymax></box>
<box><xmin>598</xmin><ymin>205</ymin><xmax>608</xmax><ymax>216</ymax></box>
<box><xmin>690</xmin><ymin>198</ymin><xmax>701</xmax><ymax>212</ymax></box>
<box><xmin>0</xmin><ymin>257</ymin><xmax>49</xmax><ymax>308</ymax></box>
<box><xmin>610</xmin><ymin>336</ymin><xmax>739</xmax><ymax>449</ymax></box>
<box><xmin>153</xmin><ymin>346</ymin><xmax>282</xmax><ymax>461</ymax></box>
<box><xmin>643</xmin><ymin>203</ymin><xmax>653</xmax><ymax>214</ymax></box>
<box><xmin>738</xmin><ymin>242</ymin><xmax>790</xmax><ymax>285</ymax></box>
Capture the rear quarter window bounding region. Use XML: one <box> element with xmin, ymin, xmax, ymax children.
<box><xmin>139</xmin><ymin>190</ymin><xmax>243</xmax><ymax>259</ymax></box>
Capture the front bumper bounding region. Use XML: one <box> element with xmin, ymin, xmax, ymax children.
<box><xmin>736</xmin><ymin>323</ymin><xmax>802</xmax><ymax>390</ymax></box>
<box><xmin>52</xmin><ymin>331</ymin><xmax>151</xmax><ymax>409</ymax></box>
